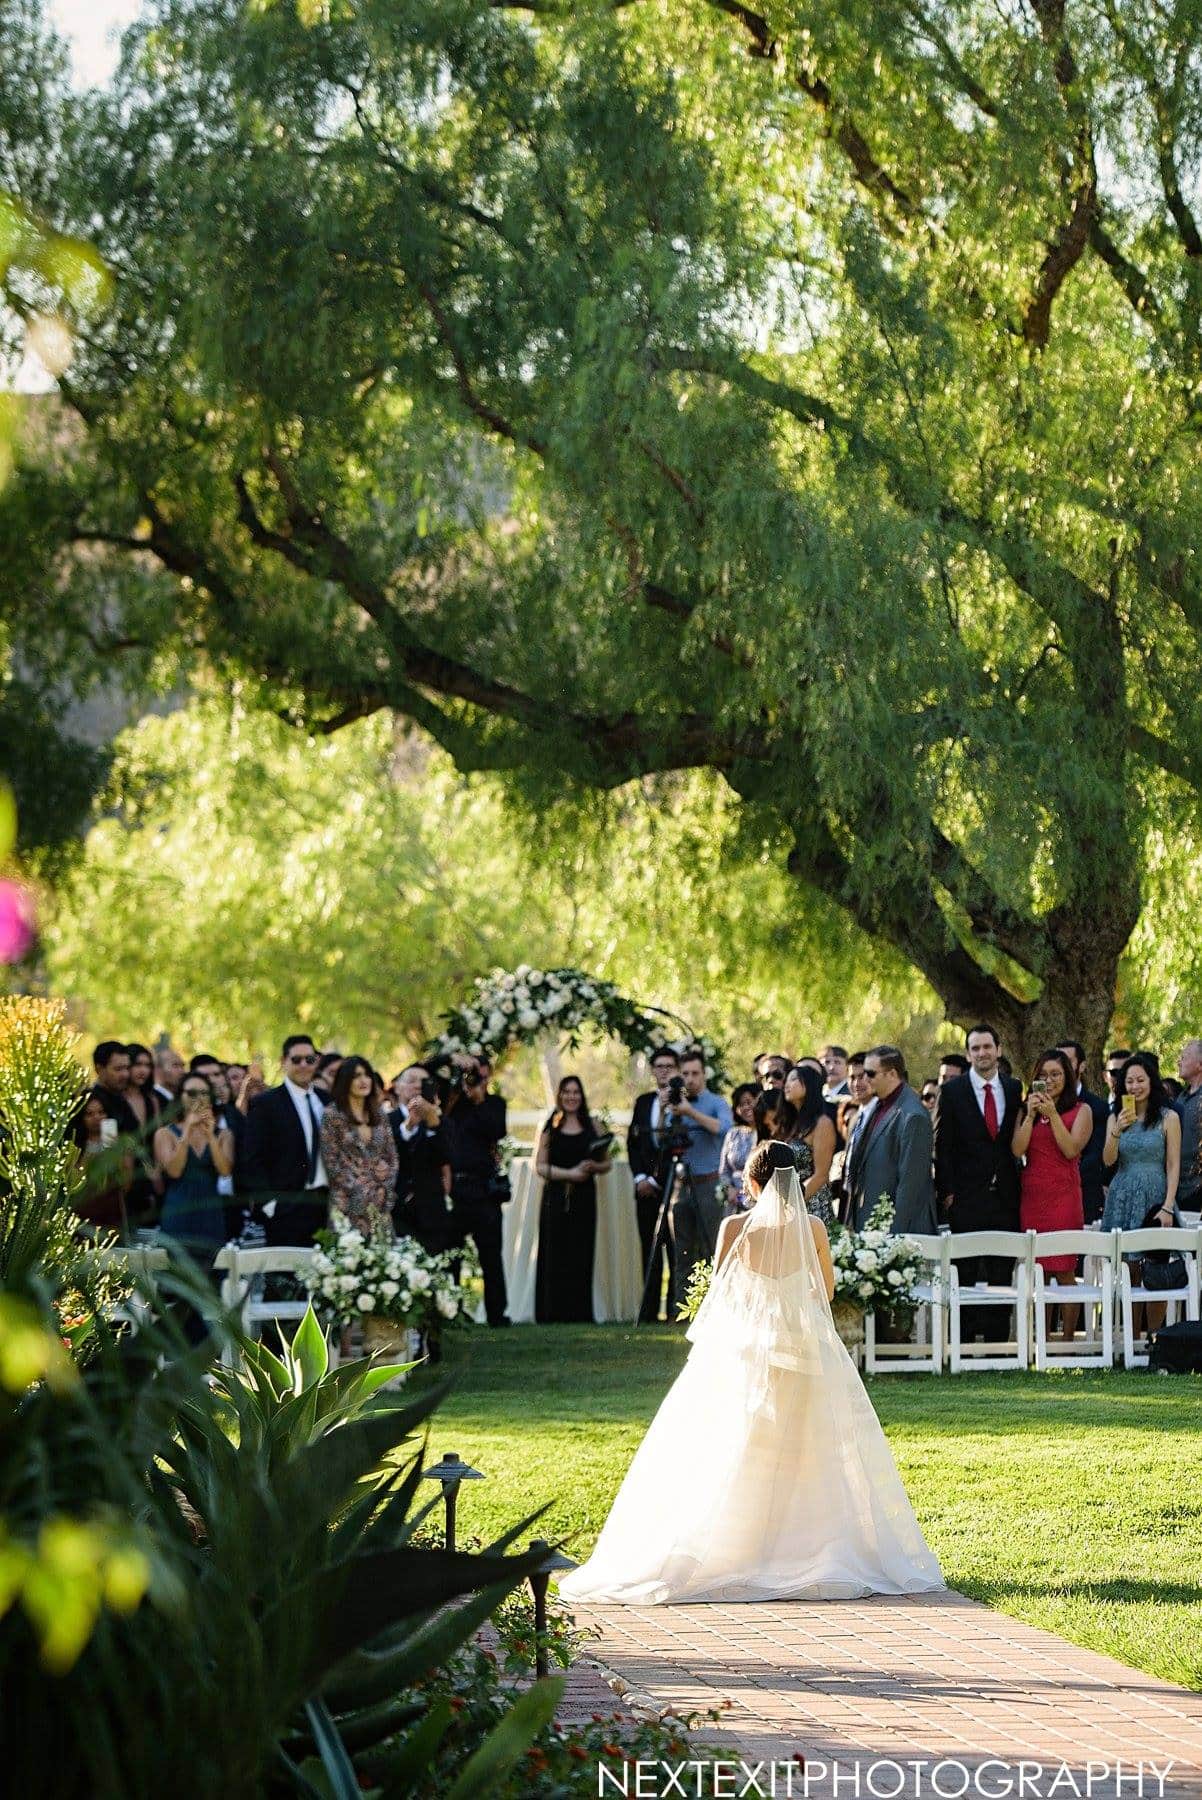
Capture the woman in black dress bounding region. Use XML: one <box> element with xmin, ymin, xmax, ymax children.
<box><xmin>535</xmin><ymin>1075</ymin><xmax>611</xmax><ymax>1323</ymax></box>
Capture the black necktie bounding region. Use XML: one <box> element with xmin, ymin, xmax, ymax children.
<box><xmin>306</xmin><ymin>1094</ymin><xmax>321</xmax><ymax>1185</ymax></box>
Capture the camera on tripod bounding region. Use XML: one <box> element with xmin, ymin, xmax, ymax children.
<box><xmin>660</xmin><ymin>1074</ymin><xmax>692</xmax><ymax>1154</ymax></box>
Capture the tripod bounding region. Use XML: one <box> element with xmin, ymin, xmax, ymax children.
<box><xmin>636</xmin><ymin>1147</ymin><xmax>717</xmax><ymax>1325</ymax></box>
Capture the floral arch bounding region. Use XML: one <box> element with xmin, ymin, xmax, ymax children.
<box><xmin>427</xmin><ymin>966</ymin><xmax>728</xmax><ymax>1089</ymax></box>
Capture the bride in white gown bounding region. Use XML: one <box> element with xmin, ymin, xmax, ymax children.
<box><xmin>559</xmin><ymin>1141</ymin><xmax>944</xmax><ymax>1604</ymax></box>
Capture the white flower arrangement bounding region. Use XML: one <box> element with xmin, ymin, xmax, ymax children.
<box><xmin>427</xmin><ymin>965</ymin><xmax>729</xmax><ymax>1089</ymax></box>
<box><xmin>828</xmin><ymin>1197</ymin><xmax>926</xmax><ymax>1320</ymax></box>
<box><xmin>305</xmin><ymin>1221</ymin><xmax>475</xmax><ymax>1332</ymax></box>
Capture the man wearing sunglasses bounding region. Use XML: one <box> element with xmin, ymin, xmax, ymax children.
<box><xmin>242</xmin><ymin>1034</ymin><xmax>330</xmax><ymax>1245</ymax></box>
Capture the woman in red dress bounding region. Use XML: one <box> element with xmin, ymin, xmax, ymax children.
<box><xmin>1011</xmin><ymin>1048</ymin><xmax>1093</xmax><ymax>1342</ymax></box>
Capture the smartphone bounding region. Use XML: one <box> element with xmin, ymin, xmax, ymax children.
<box><xmin>1121</xmin><ymin>1094</ymin><xmax>1137</xmax><ymax>1121</ymax></box>
<box><xmin>99</xmin><ymin>1117</ymin><xmax>118</xmax><ymax>1146</ymax></box>
<box><xmin>1030</xmin><ymin>1079</ymin><xmax>1049</xmax><ymax>1097</ymax></box>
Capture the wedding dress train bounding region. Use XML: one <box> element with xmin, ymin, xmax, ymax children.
<box><xmin>559</xmin><ymin>1166</ymin><xmax>944</xmax><ymax>1604</ymax></box>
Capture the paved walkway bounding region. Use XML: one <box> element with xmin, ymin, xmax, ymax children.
<box><xmin>563</xmin><ymin>1591</ymin><xmax>1202</xmax><ymax>1798</ymax></box>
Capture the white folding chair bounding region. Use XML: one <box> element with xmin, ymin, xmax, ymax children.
<box><xmin>215</xmin><ymin>1246</ymin><xmax>317</xmax><ymax>1345</ymax></box>
<box><xmin>93</xmin><ymin>1244</ymin><xmax>173</xmax><ymax>1331</ymax></box>
<box><xmin>1116</xmin><ymin>1228</ymin><xmax>1200</xmax><ymax>1369</ymax></box>
<box><xmin>947</xmin><ymin>1230</ymin><xmax>1032</xmax><ymax>1371</ymax></box>
<box><xmin>864</xmin><ymin>1234</ymin><xmax>949</xmax><ymax>1374</ymax></box>
<box><xmin>1031</xmin><ymin>1230</ymin><xmax>1115</xmax><ymax>1369</ymax></box>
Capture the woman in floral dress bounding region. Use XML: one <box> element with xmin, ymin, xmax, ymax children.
<box><xmin>320</xmin><ymin>1056</ymin><xmax>399</xmax><ymax>1238</ymax></box>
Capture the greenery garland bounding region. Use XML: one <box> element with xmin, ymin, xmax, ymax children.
<box><xmin>428</xmin><ymin>964</ymin><xmax>728</xmax><ymax>1089</ymax></box>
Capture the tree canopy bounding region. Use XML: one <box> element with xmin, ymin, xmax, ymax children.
<box><xmin>6</xmin><ymin>0</ymin><xmax>1202</xmax><ymax>1062</ymax></box>
<box><xmin>43</xmin><ymin>688</ymin><xmax>938</xmax><ymax>1073</ymax></box>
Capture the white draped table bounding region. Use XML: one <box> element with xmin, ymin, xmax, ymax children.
<box><xmin>500</xmin><ymin>1157</ymin><xmax>644</xmax><ymax>1323</ymax></box>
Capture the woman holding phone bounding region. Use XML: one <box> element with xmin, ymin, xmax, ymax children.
<box><xmin>154</xmin><ymin>1072</ymin><xmax>234</xmax><ymax>1256</ymax></box>
<box><xmin>1011</xmin><ymin>1049</ymin><xmax>1092</xmax><ymax>1341</ymax></box>
<box><xmin>1102</xmin><ymin>1053</ymin><xmax>1181</xmax><ymax>1253</ymax></box>
<box><xmin>535</xmin><ymin>1075</ymin><xmax>611</xmax><ymax>1323</ymax></box>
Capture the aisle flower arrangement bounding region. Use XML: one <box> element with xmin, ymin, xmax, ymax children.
<box><xmin>305</xmin><ymin>1221</ymin><xmax>470</xmax><ymax>1334</ymax></box>
<box><xmin>428</xmin><ymin>964</ymin><xmax>728</xmax><ymax>1088</ymax></box>
<box><xmin>829</xmin><ymin>1198</ymin><xmax>926</xmax><ymax>1325</ymax></box>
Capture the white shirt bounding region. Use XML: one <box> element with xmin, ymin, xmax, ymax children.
<box><xmin>397</xmin><ymin>1103</ymin><xmax>428</xmax><ymax>1143</ymax></box>
<box><xmin>969</xmin><ymin>1067</ymin><xmax>1004</xmax><ymax>1123</ymax></box>
<box><xmin>284</xmin><ymin>1077</ymin><xmax>327</xmax><ymax>1188</ymax></box>
<box><xmin>637</xmin><ymin>1093</ymin><xmax>667</xmax><ymax>1190</ymax></box>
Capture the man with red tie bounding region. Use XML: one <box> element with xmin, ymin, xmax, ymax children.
<box><xmin>932</xmin><ymin>1024</ymin><xmax>1023</xmax><ymax>1341</ymax></box>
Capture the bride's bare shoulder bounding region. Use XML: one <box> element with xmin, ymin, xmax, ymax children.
<box><xmin>807</xmin><ymin>1215</ymin><xmax>830</xmax><ymax>1250</ymax></box>
<box><xmin>715</xmin><ymin>1212</ymin><xmax>748</xmax><ymax>1267</ymax></box>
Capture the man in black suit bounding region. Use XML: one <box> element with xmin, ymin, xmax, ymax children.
<box><xmin>443</xmin><ymin>1054</ymin><xmax>509</xmax><ymax>1327</ymax></box>
<box><xmin>821</xmin><ymin>1044</ymin><xmax>850</xmax><ymax>1101</ymax></box>
<box><xmin>91</xmin><ymin>1040</ymin><xmax>139</xmax><ymax>1138</ymax></box>
<box><xmin>390</xmin><ymin>1065</ymin><xmax>455</xmax><ymax>1254</ymax></box>
<box><xmin>241</xmin><ymin>1034</ymin><xmax>329</xmax><ymax>1246</ymax></box>
<box><xmin>628</xmin><ymin>1046</ymin><xmax>681</xmax><ymax>1321</ymax></box>
<box><xmin>1057</xmin><ymin>1039</ymin><xmax>1110</xmax><ymax>1224</ymax></box>
<box><xmin>932</xmin><ymin>1023</ymin><xmax>1022</xmax><ymax>1340</ymax></box>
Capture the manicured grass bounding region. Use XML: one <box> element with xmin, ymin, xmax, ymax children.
<box><xmin>413</xmin><ymin>1324</ymin><xmax>1202</xmax><ymax>1690</ymax></box>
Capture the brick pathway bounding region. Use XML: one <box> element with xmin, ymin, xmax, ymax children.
<box><xmin>563</xmin><ymin>1591</ymin><xmax>1202</xmax><ymax>1798</ymax></box>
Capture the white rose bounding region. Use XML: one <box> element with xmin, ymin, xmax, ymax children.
<box><xmin>528</xmin><ymin>969</ymin><xmax>544</xmax><ymax>984</ymax></box>
<box><xmin>501</xmin><ymin>974</ymin><xmax>516</xmax><ymax>991</ymax></box>
<box><xmin>380</xmin><ymin>1279</ymin><xmax>399</xmax><ymax>1300</ymax></box>
<box><xmin>500</xmin><ymin>998</ymin><xmax>515</xmax><ymax>1016</ymax></box>
<box><xmin>436</xmin><ymin>1292</ymin><xmax>458</xmax><ymax>1319</ymax></box>
<box><xmin>858</xmin><ymin>1281</ymin><xmax>874</xmax><ymax>1298</ymax></box>
<box><xmin>339</xmin><ymin>1274</ymin><xmax>359</xmax><ymax>1292</ymax></box>
<box><xmin>410</xmin><ymin>1268</ymin><xmax>432</xmax><ymax>1291</ymax></box>
<box><xmin>487</xmin><ymin>1010</ymin><xmax>506</xmax><ymax>1036</ymax></box>
<box><xmin>518</xmin><ymin>1008</ymin><xmax>540</xmax><ymax>1030</ymax></box>
<box><xmin>886</xmin><ymin>1269</ymin><xmax>903</xmax><ymax>1286</ymax></box>
<box><xmin>516</xmin><ymin>964</ymin><xmax>531</xmax><ymax>979</ymax></box>
<box><xmin>357</xmin><ymin>1293</ymin><xmax>376</xmax><ymax>1312</ymax></box>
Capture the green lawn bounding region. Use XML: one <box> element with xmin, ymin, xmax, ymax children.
<box><xmin>413</xmin><ymin>1324</ymin><xmax>1202</xmax><ymax>1690</ymax></box>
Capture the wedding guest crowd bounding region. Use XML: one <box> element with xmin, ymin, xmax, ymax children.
<box><xmin>71</xmin><ymin>1016</ymin><xmax>1201</xmax><ymax>1338</ymax></box>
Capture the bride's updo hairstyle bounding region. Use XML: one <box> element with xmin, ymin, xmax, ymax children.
<box><xmin>745</xmin><ymin>1139</ymin><xmax>798</xmax><ymax>1194</ymax></box>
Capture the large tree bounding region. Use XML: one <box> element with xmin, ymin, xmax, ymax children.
<box><xmin>5</xmin><ymin>0</ymin><xmax>1202</xmax><ymax>1064</ymax></box>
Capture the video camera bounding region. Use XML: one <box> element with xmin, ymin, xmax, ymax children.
<box><xmin>658</xmin><ymin>1074</ymin><xmax>692</xmax><ymax>1155</ymax></box>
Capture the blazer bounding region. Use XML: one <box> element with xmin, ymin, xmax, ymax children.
<box><xmin>627</xmin><ymin>1091</ymin><xmax>666</xmax><ymax>1185</ymax></box>
<box><xmin>242</xmin><ymin>1084</ymin><xmax>322</xmax><ymax>1196</ymax></box>
<box><xmin>845</xmin><ymin>1085</ymin><xmax>935</xmax><ymax>1235</ymax></box>
<box><xmin>1076</xmin><ymin>1086</ymin><xmax>1110</xmax><ymax>1221</ymax></box>
<box><xmin>931</xmin><ymin>1072</ymin><xmax>1022</xmax><ymax>1227</ymax></box>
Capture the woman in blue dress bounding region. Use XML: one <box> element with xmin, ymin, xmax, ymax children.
<box><xmin>153</xmin><ymin>1072</ymin><xmax>235</xmax><ymax>1259</ymax></box>
<box><xmin>1102</xmin><ymin>1052</ymin><xmax>1181</xmax><ymax>1259</ymax></box>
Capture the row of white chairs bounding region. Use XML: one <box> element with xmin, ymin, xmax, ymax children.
<box><xmin>96</xmin><ymin>1230</ymin><xmax>1201</xmax><ymax>1377</ymax></box>
<box><xmin>863</xmin><ymin>1226</ymin><xmax>1202</xmax><ymax>1375</ymax></box>
<box><xmin>96</xmin><ymin>1243</ymin><xmax>318</xmax><ymax>1356</ymax></box>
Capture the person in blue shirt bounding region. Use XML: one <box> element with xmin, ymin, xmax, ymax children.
<box><xmin>662</xmin><ymin>1049</ymin><xmax>733</xmax><ymax>1297</ymax></box>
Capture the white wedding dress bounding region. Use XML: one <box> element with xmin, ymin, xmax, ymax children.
<box><xmin>559</xmin><ymin>1167</ymin><xmax>944</xmax><ymax>1604</ymax></box>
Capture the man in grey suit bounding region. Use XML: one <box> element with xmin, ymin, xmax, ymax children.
<box><xmin>845</xmin><ymin>1045</ymin><xmax>936</xmax><ymax>1235</ymax></box>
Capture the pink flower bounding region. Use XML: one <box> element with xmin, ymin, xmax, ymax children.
<box><xmin>0</xmin><ymin>883</ymin><xmax>35</xmax><ymax>962</ymax></box>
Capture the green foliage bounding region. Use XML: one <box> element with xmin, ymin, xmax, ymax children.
<box><xmin>9</xmin><ymin>0</ymin><xmax>1202</xmax><ymax>1057</ymax></box>
<box><xmin>0</xmin><ymin>995</ymin><xmax>86</xmax><ymax>1287</ymax></box>
<box><xmin>42</xmin><ymin>689</ymin><xmax>940</xmax><ymax>1074</ymax></box>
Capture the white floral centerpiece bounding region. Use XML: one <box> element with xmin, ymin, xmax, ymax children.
<box><xmin>305</xmin><ymin>1222</ymin><xmax>470</xmax><ymax>1341</ymax></box>
<box><xmin>427</xmin><ymin>964</ymin><xmax>728</xmax><ymax>1090</ymax></box>
<box><xmin>828</xmin><ymin>1197</ymin><xmax>926</xmax><ymax>1329</ymax></box>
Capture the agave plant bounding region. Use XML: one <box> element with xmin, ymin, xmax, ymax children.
<box><xmin>0</xmin><ymin>1277</ymin><xmax>560</xmax><ymax>1797</ymax></box>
